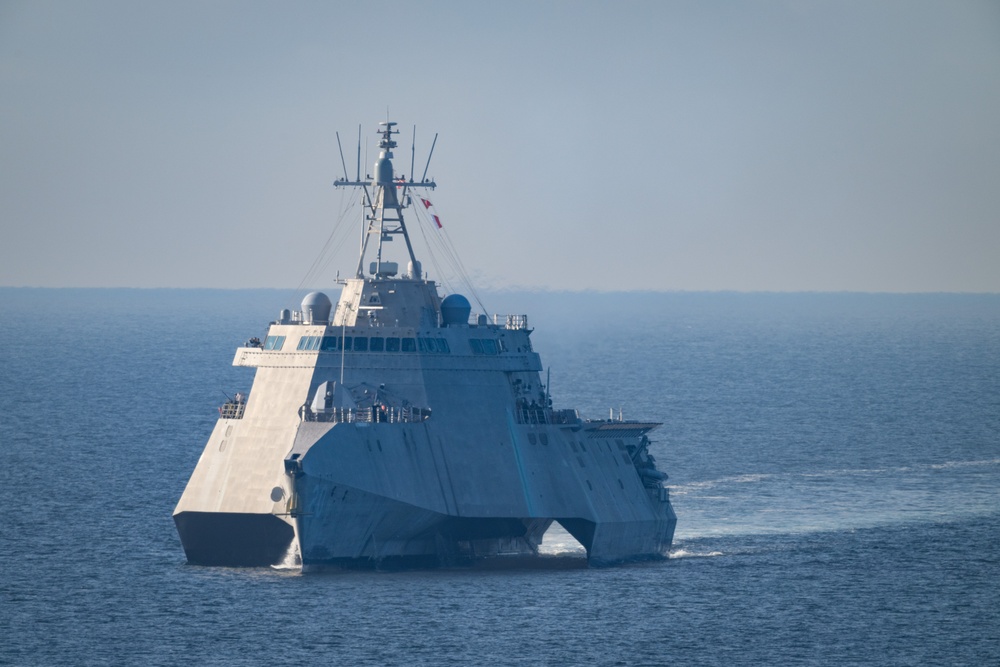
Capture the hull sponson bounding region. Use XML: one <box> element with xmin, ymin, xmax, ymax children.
<box><xmin>295</xmin><ymin>474</ymin><xmax>545</xmax><ymax>565</ymax></box>
<box><xmin>296</xmin><ymin>479</ymin><xmax>447</xmax><ymax>561</ymax></box>
<box><xmin>172</xmin><ymin>364</ymin><xmax>313</xmax><ymax>566</ymax></box>
<box><xmin>174</xmin><ymin>511</ymin><xmax>295</xmax><ymax>566</ymax></box>
<box><xmin>560</xmin><ymin>510</ymin><xmax>677</xmax><ymax>566</ymax></box>
<box><xmin>289</xmin><ymin>412</ymin><xmax>675</xmax><ymax>565</ymax></box>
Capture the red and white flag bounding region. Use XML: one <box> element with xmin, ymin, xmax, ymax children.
<box><xmin>419</xmin><ymin>198</ymin><xmax>443</xmax><ymax>227</ymax></box>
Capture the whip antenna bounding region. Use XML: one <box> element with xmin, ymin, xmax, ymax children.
<box><xmin>356</xmin><ymin>124</ymin><xmax>361</xmax><ymax>182</ymax></box>
<box><xmin>336</xmin><ymin>132</ymin><xmax>349</xmax><ymax>182</ymax></box>
<box><xmin>420</xmin><ymin>133</ymin><xmax>438</xmax><ymax>182</ymax></box>
<box><xmin>410</xmin><ymin>125</ymin><xmax>416</xmax><ymax>182</ymax></box>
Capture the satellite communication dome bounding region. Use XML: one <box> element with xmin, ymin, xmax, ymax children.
<box><xmin>301</xmin><ymin>291</ymin><xmax>332</xmax><ymax>324</ymax></box>
<box><xmin>440</xmin><ymin>294</ymin><xmax>471</xmax><ymax>326</ymax></box>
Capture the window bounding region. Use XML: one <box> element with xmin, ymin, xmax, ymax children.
<box><xmin>417</xmin><ymin>337</ymin><xmax>452</xmax><ymax>353</ymax></box>
<box><xmin>342</xmin><ymin>336</ymin><xmax>353</xmax><ymax>351</ymax></box>
<box><xmin>353</xmin><ymin>337</ymin><xmax>368</xmax><ymax>352</ymax></box>
<box><xmin>370</xmin><ymin>337</ymin><xmax>384</xmax><ymax>352</ymax></box>
<box><xmin>402</xmin><ymin>338</ymin><xmax>416</xmax><ymax>353</ymax></box>
<box><xmin>297</xmin><ymin>336</ymin><xmax>321</xmax><ymax>351</ymax></box>
<box><xmin>264</xmin><ymin>335</ymin><xmax>286</xmax><ymax>350</ymax></box>
<box><xmin>320</xmin><ymin>336</ymin><xmax>338</xmax><ymax>352</ymax></box>
<box><xmin>469</xmin><ymin>338</ymin><xmax>498</xmax><ymax>355</ymax></box>
<box><xmin>385</xmin><ymin>337</ymin><xmax>400</xmax><ymax>352</ymax></box>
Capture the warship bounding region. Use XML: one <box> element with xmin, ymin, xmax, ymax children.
<box><xmin>173</xmin><ymin>122</ymin><xmax>677</xmax><ymax>568</ymax></box>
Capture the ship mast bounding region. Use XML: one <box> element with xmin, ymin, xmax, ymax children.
<box><xmin>334</xmin><ymin>121</ymin><xmax>436</xmax><ymax>280</ymax></box>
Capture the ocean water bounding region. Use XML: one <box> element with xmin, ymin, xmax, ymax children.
<box><xmin>1</xmin><ymin>288</ymin><xmax>998</xmax><ymax>666</ymax></box>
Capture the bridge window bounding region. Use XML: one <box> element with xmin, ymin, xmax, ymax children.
<box><xmin>308</xmin><ymin>334</ymin><xmax>434</xmax><ymax>354</ymax></box>
<box><xmin>469</xmin><ymin>338</ymin><xmax>499</xmax><ymax>355</ymax></box>
<box><xmin>418</xmin><ymin>337</ymin><xmax>452</xmax><ymax>353</ymax></box>
<box><xmin>297</xmin><ymin>335</ymin><xmax>321</xmax><ymax>351</ymax></box>
<box><xmin>264</xmin><ymin>335</ymin><xmax>286</xmax><ymax>350</ymax></box>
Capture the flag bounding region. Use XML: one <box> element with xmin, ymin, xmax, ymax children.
<box><xmin>420</xmin><ymin>197</ymin><xmax>443</xmax><ymax>227</ymax></box>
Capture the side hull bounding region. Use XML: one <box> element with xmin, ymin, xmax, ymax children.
<box><xmin>289</xmin><ymin>419</ymin><xmax>676</xmax><ymax>567</ymax></box>
<box><xmin>295</xmin><ymin>477</ymin><xmax>546</xmax><ymax>566</ymax></box>
<box><xmin>174</xmin><ymin>511</ymin><xmax>295</xmax><ymax>567</ymax></box>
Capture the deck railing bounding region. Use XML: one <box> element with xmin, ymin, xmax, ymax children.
<box><xmin>219</xmin><ymin>401</ymin><xmax>246</xmax><ymax>420</ymax></box>
<box><xmin>514</xmin><ymin>407</ymin><xmax>579</xmax><ymax>426</ymax></box>
<box><xmin>467</xmin><ymin>313</ymin><xmax>530</xmax><ymax>330</ymax></box>
<box><xmin>301</xmin><ymin>406</ymin><xmax>431</xmax><ymax>424</ymax></box>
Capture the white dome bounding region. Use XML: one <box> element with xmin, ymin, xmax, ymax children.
<box><xmin>301</xmin><ymin>291</ymin><xmax>332</xmax><ymax>324</ymax></box>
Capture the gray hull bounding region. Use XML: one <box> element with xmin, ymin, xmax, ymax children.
<box><xmin>287</xmin><ymin>419</ymin><xmax>676</xmax><ymax>567</ymax></box>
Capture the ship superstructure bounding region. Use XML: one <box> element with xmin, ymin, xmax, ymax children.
<box><xmin>173</xmin><ymin>122</ymin><xmax>676</xmax><ymax>568</ymax></box>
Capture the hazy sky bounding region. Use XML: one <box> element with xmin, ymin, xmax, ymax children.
<box><xmin>2</xmin><ymin>0</ymin><xmax>999</xmax><ymax>292</ymax></box>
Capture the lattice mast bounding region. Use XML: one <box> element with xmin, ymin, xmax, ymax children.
<box><xmin>333</xmin><ymin>121</ymin><xmax>437</xmax><ymax>279</ymax></box>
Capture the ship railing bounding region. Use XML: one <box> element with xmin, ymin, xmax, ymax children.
<box><xmin>501</xmin><ymin>314</ymin><xmax>529</xmax><ymax>330</ymax></box>
<box><xmin>219</xmin><ymin>401</ymin><xmax>246</xmax><ymax>420</ymax></box>
<box><xmin>467</xmin><ymin>313</ymin><xmax>530</xmax><ymax>330</ymax></box>
<box><xmin>514</xmin><ymin>407</ymin><xmax>580</xmax><ymax>426</ymax></box>
<box><xmin>301</xmin><ymin>406</ymin><xmax>431</xmax><ymax>424</ymax></box>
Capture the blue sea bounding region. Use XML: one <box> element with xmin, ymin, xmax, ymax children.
<box><xmin>1</xmin><ymin>288</ymin><xmax>998</xmax><ymax>666</ymax></box>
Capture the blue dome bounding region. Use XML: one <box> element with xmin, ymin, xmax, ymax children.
<box><xmin>440</xmin><ymin>294</ymin><xmax>471</xmax><ymax>326</ymax></box>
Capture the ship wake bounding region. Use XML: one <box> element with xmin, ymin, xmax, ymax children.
<box><xmin>271</xmin><ymin>536</ymin><xmax>302</xmax><ymax>572</ymax></box>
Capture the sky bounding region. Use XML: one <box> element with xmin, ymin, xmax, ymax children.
<box><xmin>2</xmin><ymin>0</ymin><xmax>999</xmax><ymax>292</ymax></box>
